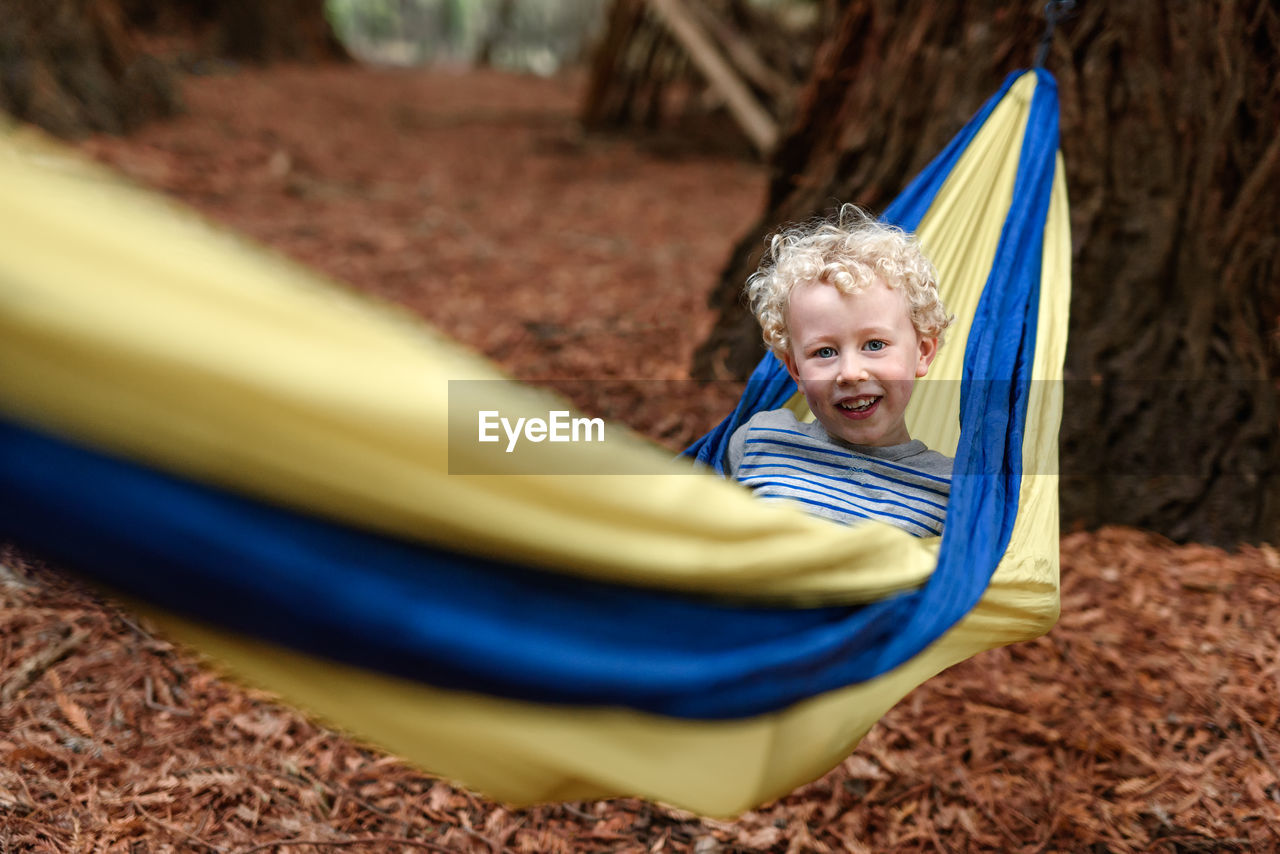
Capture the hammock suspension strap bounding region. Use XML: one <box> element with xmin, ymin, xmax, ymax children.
<box><xmin>1035</xmin><ymin>0</ymin><xmax>1077</xmax><ymax>68</ymax></box>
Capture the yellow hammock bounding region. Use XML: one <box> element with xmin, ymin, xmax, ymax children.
<box><xmin>0</xmin><ymin>70</ymin><xmax>1066</xmax><ymax>816</ymax></box>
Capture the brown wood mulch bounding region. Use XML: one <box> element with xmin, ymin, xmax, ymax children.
<box><xmin>4</xmin><ymin>532</ymin><xmax>1277</xmax><ymax>853</ymax></box>
<box><xmin>2</xmin><ymin>65</ymin><xmax>1278</xmax><ymax>853</ymax></box>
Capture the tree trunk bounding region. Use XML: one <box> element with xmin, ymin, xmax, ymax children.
<box><xmin>0</xmin><ymin>0</ymin><xmax>181</xmax><ymax>137</ymax></box>
<box><xmin>212</xmin><ymin>0</ymin><xmax>349</xmax><ymax>64</ymax></box>
<box><xmin>474</xmin><ymin>0</ymin><xmax>517</xmax><ymax>68</ymax></box>
<box><xmin>0</xmin><ymin>0</ymin><xmax>348</xmax><ymax>138</ymax></box>
<box><xmin>121</xmin><ymin>0</ymin><xmax>349</xmax><ymax>65</ymax></box>
<box><xmin>692</xmin><ymin>0</ymin><xmax>1280</xmax><ymax>546</ymax></box>
<box><xmin>581</xmin><ymin>0</ymin><xmax>686</xmax><ymax>132</ymax></box>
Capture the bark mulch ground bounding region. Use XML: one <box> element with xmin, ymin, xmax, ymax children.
<box><xmin>2</xmin><ymin>64</ymin><xmax>1277</xmax><ymax>853</ymax></box>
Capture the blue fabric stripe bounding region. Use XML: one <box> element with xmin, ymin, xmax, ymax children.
<box><xmin>753</xmin><ymin>492</ymin><xmax>936</xmax><ymax>538</ymax></box>
<box><xmin>0</xmin><ymin>71</ymin><xmax>1059</xmax><ymax>720</ymax></box>
<box><xmin>739</xmin><ymin>464</ymin><xmax>949</xmax><ymax>517</ymax></box>
<box><xmin>867</xmin><ymin>69</ymin><xmax>1058</xmax><ymax>672</ymax></box>
<box><xmin>756</xmin><ymin>492</ymin><xmax>874</xmax><ymax>525</ymax></box>
<box><xmin>739</xmin><ymin>475</ymin><xmax>942</xmax><ymax>533</ymax></box>
<box><xmin>738</xmin><ymin>465</ymin><xmax>949</xmax><ymax>517</ymax></box>
<box><xmin>739</xmin><ymin>454</ymin><xmax>951</xmax><ymax>503</ymax></box>
<box><xmin>762</xmin><ymin>494</ymin><xmax>939</xmax><ymax>536</ymax></box>
<box><xmin>750</xmin><ymin>427</ymin><xmax>812</xmax><ymax>440</ymax></box>
<box><xmin>743</xmin><ymin>435</ymin><xmax>953</xmax><ymax>486</ymax></box>
<box><xmin>743</xmin><ymin>436</ymin><xmax>855</xmax><ymax>460</ymax></box>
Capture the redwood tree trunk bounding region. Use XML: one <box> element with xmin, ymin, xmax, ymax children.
<box><xmin>212</xmin><ymin>0</ymin><xmax>349</xmax><ymax>64</ymax></box>
<box><xmin>692</xmin><ymin>1</ymin><xmax>1280</xmax><ymax>545</ymax></box>
<box><xmin>121</xmin><ymin>0</ymin><xmax>350</xmax><ymax>65</ymax></box>
<box><xmin>0</xmin><ymin>0</ymin><xmax>180</xmax><ymax>137</ymax></box>
<box><xmin>0</xmin><ymin>0</ymin><xmax>348</xmax><ymax>139</ymax></box>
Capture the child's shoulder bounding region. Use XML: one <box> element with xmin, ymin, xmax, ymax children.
<box><xmin>731</xmin><ymin>408</ymin><xmax>829</xmax><ymax>448</ymax></box>
<box><xmin>725</xmin><ymin>408</ymin><xmax>819</xmax><ymax>474</ymax></box>
<box><xmin>741</xmin><ymin>407</ymin><xmax>844</xmax><ymax>440</ymax></box>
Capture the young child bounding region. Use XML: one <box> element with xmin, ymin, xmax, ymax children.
<box><xmin>725</xmin><ymin>205</ymin><xmax>954</xmax><ymax>537</ymax></box>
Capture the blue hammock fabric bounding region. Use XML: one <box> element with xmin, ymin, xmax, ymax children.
<box><xmin>0</xmin><ymin>72</ymin><xmax>1059</xmax><ymax>722</ymax></box>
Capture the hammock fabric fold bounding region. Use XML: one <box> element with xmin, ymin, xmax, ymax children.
<box><xmin>0</xmin><ymin>69</ymin><xmax>1068</xmax><ymax>815</ymax></box>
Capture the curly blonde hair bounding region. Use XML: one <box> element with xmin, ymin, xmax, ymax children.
<box><xmin>746</xmin><ymin>204</ymin><xmax>952</xmax><ymax>355</ymax></box>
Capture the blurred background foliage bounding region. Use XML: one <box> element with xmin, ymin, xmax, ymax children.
<box><xmin>325</xmin><ymin>0</ymin><xmax>604</xmax><ymax>74</ymax></box>
<box><xmin>323</xmin><ymin>0</ymin><xmax>818</xmax><ymax>75</ymax></box>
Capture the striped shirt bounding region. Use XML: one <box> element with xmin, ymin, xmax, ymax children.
<box><xmin>725</xmin><ymin>409</ymin><xmax>952</xmax><ymax>537</ymax></box>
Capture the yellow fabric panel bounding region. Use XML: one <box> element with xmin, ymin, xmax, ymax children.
<box><xmin>975</xmin><ymin>152</ymin><xmax>1070</xmax><ymax>643</ymax></box>
<box><xmin>2</xmin><ymin>126</ymin><xmax>945</xmax><ymax>605</ymax></box>
<box><xmin>135</xmin><ymin>583</ymin><xmax>1027</xmax><ymax>818</ymax></box>
<box><xmin>908</xmin><ymin>71</ymin><xmax>1036</xmax><ymax>454</ymax></box>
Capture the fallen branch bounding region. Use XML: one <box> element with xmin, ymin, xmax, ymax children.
<box><xmin>645</xmin><ymin>0</ymin><xmax>778</xmax><ymax>154</ymax></box>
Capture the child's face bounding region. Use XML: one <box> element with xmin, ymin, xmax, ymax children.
<box><xmin>780</xmin><ymin>278</ymin><xmax>938</xmax><ymax>447</ymax></box>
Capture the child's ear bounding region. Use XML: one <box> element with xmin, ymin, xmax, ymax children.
<box><xmin>915</xmin><ymin>336</ymin><xmax>939</xmax><ymax>378</ymax></box>
<box><xmin>780</xmin><ymin>348</ymin><xmax>801</xmax><ymax>384</ymax></box>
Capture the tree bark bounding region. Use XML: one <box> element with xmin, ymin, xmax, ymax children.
<box><xmin>211</xmin><ymin>0</ymin><xmax>349</xmax><ymax>64</ymax></box>
<box><xmin>692</xmin><ymin>0</ymin><xmax>1280</xmax><ymax>546</ymax></box>
<box><xmin>121</xmin><ymin>0</ymin><xmax>349</xmax><ymax>65</ymax></box>
<box><xmin>0</xmin><ymin>0</ymin><xmax>348</xmax><ymax>138</ymax></box>
<box><xmin>0</xmin><ymin>0</ymin><xmax>181</xmax><ymax>137</ymax></box>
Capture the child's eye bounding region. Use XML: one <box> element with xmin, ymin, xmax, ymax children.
<box><xmin>814</xmin><ymin>346</ymin><xmax>837</xmax><ymax>359</ymax></box>
<box><xmin>864</xmin><ymin>340</ymin><xmax>887</xmax><ymax>352</ymax></box>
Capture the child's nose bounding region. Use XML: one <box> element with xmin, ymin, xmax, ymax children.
<box><xmin>836</xmin><ymin>354</ymin><xmax>869</xmax><ymax>384</ymax></box>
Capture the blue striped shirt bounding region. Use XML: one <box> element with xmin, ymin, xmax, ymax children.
<box><xmin>725</xmin><ymin>409</ymin><xmax>952</xmax><ymax>537</ymax></box>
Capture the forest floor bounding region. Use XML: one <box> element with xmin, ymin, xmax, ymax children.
<box><xmin>2</xmin><ymin>63</ymin><xmax>1279</xmax><ymax>853</ymax></box>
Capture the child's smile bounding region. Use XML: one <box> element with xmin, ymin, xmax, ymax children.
<box><xmin>781</xmin><ymin>278</ymin><xmax>937</xmax><ymax>448</ymax></box>
<box><xmin>836</xmin><ymin>395</ymin><xmax>880</xmax><ymax>418</ymax></box>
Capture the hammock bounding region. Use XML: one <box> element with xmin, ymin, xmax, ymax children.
<box><xmin>0</xmin><ymin>69</ymin><xmax>1068</xmax><ymax>816</ymax></box>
